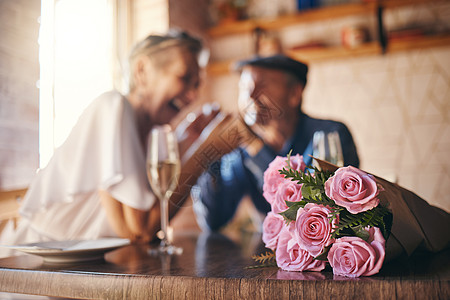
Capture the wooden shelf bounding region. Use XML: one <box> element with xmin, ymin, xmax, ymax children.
<box><xmin>208</xmin><ymin>0</ymin><xmax>442</xmax><ymax>37</ymax></box>
<box><xmin>206</xmin><ymin>0</ymin><xmax>449</xmax><ymax>76</ymax></box>
<box><xmin>286</xmin><ymin>42</ymin><xmax>381</xmax><ymax>62</ymax></box>
<box><xmin>206</xmin><ymin>34</ymin><xmax>450</xmax><ymax>76</ymax></box>
<box><xmin>206</xmin><ymin>60</ymin><xmax>236</xmax><ymax>76</ymax></box>
<box><xmin>387</xmin><ymin>34</ymin><xmax>450</xmax><ymax>52</ymax></box>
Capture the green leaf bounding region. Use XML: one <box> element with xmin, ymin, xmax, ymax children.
<box><xmin>301</xmin><ymin>194</ymin><xmax>337</xmax><ymax>208</ymax></box>
<box><xmin>353</xmin><ymin>226</ymin><xmax>370</xmax><ymax>241</ymax></box>
<box><xmin>285</xmin><ymin>200</ymin><xmax>306</xmax><ymax>208</ymax></box>
<box><xmin>301</xmin><ymin>185</ymin><xmax>321</xmax><ymax>199</ymax></box>
<box><xmin>279</xmin><ymin>200</ymin><xmax>305</xmax><ymax>222</ymax></box>
<box><xmin>314</xmin><ymin>245</ymin><xmax>331</xmax><ymax>261</ymax></box>
<box><xmin>381</xmin><ymin>211</ymin><xmax>393</xmax><ymax>240</ymax></box>
<box><xmin>279</xmin><ymin>206</ymin><xmax>299</xmax><ymax>222</ymax></box>
<box><xmin>331</xmin><ymin>206</ymin><xmax>392</xmax><ymax>239</ymax></box>
<box><xmin>251</xmin><ymin>250</ymin><xmax>276</xmax><ymax>264</ymax></box>
<box><xmin>285</xmin><ymin>149</ymin><xmax>294</xmax><ymax>169</ymax></box>
<box><xmin>248</xmin><ymin>250</ymin><xmax>277</xmax><ymax>269</ymax></box>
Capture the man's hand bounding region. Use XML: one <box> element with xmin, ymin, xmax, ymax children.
<box><xmin>168</xmin><ymin>108</ymin><xmax>261</xmax><ymax>217</ymax></box>
<box><xmin>175</xmin><ymin>103</ymin><xmax>221</xmax><ymax>158</ymax></box>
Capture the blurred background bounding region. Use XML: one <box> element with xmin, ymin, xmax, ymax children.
<box><xmin>1</xmin><ymin>0</ymin><xmax>449</xmax><ymax>234</ymax></box>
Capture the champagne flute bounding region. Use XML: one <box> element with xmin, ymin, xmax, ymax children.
<box><xmin>146</xmin><ymin>125</ymin><xmax>182</xmax><ymax>255</ymax></box>
<box><xmin>327</xmin><ymin>131</ymin><xmax>344</xmax><ymax>167</ymax></box>
<box><xmin>312</xmin><ymin>131</ymin><xmax>344</xmax><ymax>167</ymax></box>
<box><xmin>312</xmin><ymin>130</ymin><xmax>326</xmax><ymax>165</ymax></box>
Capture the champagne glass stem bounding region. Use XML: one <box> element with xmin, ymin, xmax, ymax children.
<box><xmin>160</xmin><ymin>196</ymin><xmax>169</xmax><ymax>247</ymax></box>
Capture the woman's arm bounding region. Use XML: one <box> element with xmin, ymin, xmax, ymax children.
<box><xmin>99</xmin><ymin>110</ymin><xmax>259</xmax><ymax>242</ymax></box>
<box><xmin>99</xmin><ymin>190</ymin><xmax>160</xmax><ymax>243</ymax></box>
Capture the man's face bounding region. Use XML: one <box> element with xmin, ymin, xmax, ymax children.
<box><xmin>238</xmin><ymin>66</ymin><xmax>293</xmax><ymax>127</ymax></box>
<box><xmin>142</xmin><ymin>47</ymin><xmax>200</xmax><ymax>125</ymax></box>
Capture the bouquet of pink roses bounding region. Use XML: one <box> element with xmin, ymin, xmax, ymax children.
<box><xmin>256</xmin><ymin>153</ymin><xmax>392</xmax><ymax>278</ymax></box>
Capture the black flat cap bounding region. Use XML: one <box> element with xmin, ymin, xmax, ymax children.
<box><xmin>235</xmin><ymin>54</ymin><xmax>308</xmax><ymax>85</ymax></box>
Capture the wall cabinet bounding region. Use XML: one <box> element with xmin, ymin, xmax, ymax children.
<box><xmin>206</xmin><ymin>0</ymin><xmax>450</xmax><ymax>76</ymax></box>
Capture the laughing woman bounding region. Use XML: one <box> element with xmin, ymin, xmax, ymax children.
<box><xmin>0</xmin><ymin>30</ymin><xmax>218</xmax><ymax>256</ymax></box>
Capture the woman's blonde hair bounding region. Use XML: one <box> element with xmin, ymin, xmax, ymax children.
<box><xmin>128</xmin><ymin>30</ymin><xmax>203</xmax><ymax>92</ymax></box>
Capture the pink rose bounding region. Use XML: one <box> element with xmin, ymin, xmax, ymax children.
<box><xmin>263</xmin><ymin>154</ymin><xmax>306</xmax><ymax>205</ymax></box>
<box><xmin>262</xmin><ymin>212</ymin><xmax>285</xmax><ymax>250</ymax></box>
<box><xmin>276</xmin><ymin>227</ymin><xmax>326</xmax><ymax>272</ymax></box>
<box><xmin>263</xmin><ymin>156</ymin><xmax>287</xmax><ymax>204</ymax></box>
<box><xmin>271</xmin><ymin>180</ymin><xmax>302</xmax><ymax>214</ymax></box>
<box><xmin>289</xmin><ymin>154</ymin><xmax>307</xmax><ymax>173</ymax></box>
<box><xmin>290</xmin><ymin>203</ymin><xmax>337</xmax><ymax>257</ymax></box>
<box><xmin>327</xmin><ymin>226</ymin><xmax>386</xmax><ymax>277</ymax></box>
<box><xmin>325</xmin><ymin>166</ymin><xmax>380</xmax><ymax>214</ymax></box>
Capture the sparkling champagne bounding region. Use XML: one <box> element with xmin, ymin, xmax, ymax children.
<box><xmin>147</xmin><ymin>160</ymin><xmax>180</xmax><ymax>200</ymax></box>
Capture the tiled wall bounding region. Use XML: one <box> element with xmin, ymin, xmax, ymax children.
<box><xmin>206</xmin><ymin>45</ymin><xmax>450</xmax><ymax>213</ymax></box>
<box><xmin>204</xmin><ymin>2</ymin><xmax>450</xmax><ymax>213</ymax></box>
<box><xmin>303</xmin><ymin>46</ymin><xmax>450</xmax><ymax>212</ymax></box>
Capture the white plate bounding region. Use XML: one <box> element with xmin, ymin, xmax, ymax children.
<box><xmin>1</xmin><ymin>238</ymin><xmax>130</xmax><ymax>263</ymax></box>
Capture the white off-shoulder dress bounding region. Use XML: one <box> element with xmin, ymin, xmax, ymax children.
<box><xmin>0</xmin><ymin>91</ymin><xmax>155</xmax><ymax>257</ymax></box>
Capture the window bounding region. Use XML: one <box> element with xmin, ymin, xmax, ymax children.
<box><xmin>39</xmin><ymin>0</ymin><xmax>114</xmax><ymax>167</ymax></box>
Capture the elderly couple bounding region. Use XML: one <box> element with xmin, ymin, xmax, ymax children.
<box><xmin>0</xmin><ymin>30</ymin><xmax>447</xmax><ymax>260</ymax></box>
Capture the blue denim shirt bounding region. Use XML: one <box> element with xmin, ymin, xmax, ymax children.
<box><xmin>192</xmin><ymin>113</ymin><xmax>360</xmax><ymax>231</ymax></box>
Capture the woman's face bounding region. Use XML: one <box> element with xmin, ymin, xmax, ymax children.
<box><xmin>139</xmin><ymin>47</ymin><xmax>200</xmax><ymax>125</ymax></box>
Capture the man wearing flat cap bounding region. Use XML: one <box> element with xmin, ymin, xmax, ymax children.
<box><xmin>192</xmin><ymin>54</ymin><xmax>359</xmax><ymax>231</ymax></box>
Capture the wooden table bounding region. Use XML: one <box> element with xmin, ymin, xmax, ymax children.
<box><xmin>0</xmin><ymin>232</ymin><xmax>449</xmax><ymax>299</ymax></box>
